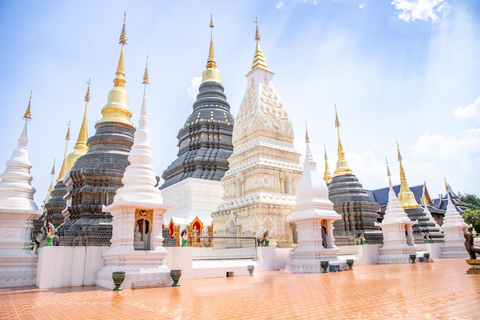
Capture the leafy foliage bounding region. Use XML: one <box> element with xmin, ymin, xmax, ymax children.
<box><xmin>459</xmin><ymin>193</ymin><xmax>480</xmax><ymax>234</ymax></box>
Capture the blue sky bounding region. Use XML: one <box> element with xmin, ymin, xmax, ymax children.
<box><xmin>1</xmin><ymin>0</ymin><xmax>479</xmax><ymax>205</ymax></box>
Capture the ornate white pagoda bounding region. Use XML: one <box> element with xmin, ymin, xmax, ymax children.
<box><xmin>377</xmin><ymin>159</ymin><xmax>417</xmax><ymax>264</ymax></box>
<box><xmin>0</xmin><ymin>94</ymin><xmax>42</xmax><ymax>288</ymax></box>
<box><xmin>286</xmin><ymin>128</ymin><xmax>340</xmax><ymax>273</ymax></box>
<box><xmin>440</xmin><ymin>191</ymin><xmax>469</xmax><ymax>258</ymax></box>
<box><xmin>211</xmin><ymin>20</ymin><xmax>302</xmax><ymax>247</ymax></box>
<box><xmin>96</xmin><ymin>60</ymin><xmax>174</xmax><ymax>289</ymax></box>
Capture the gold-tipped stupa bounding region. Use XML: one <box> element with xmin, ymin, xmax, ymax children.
<box><xmin>333</xmin><ymin>105</ymin><xmax>354</xmax><ymax>177</ymax></box>
<box><xmin>396</xmin><ymin>142</ymin><xmax>419</xmax><ymax>209</ymax></box>
<box><xmin>24</xmin><ymin>92</ymin><xmax>32</xmax><ymax>119</ymax></box>
<box><xmin>96</xmin><ymin>12</ymin><xmax>133</xmax><ymax>128</ymax></box>
<box><xmin>202</xmin><ymin>14</ymin><xmax>221</xmax><ymax>83</ymax></box>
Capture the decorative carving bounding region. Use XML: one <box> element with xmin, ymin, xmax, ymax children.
<box><xmin>135</xmin><ymin>209</ymin><xmax>153</xmax><ymax>232</ymax></box>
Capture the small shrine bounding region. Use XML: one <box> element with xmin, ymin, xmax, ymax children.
<box><xmin>441</xmin><ymin>191</ymin><xmax>470</xmax><ymax>258</ymax></box>
<box><xmin>377</xmin><ymin>159</ymin><xmax>417</xmax><ymax>264</ymax></box>
<box><xmin>96</xmin><ymin>59</ymin><xmax>174</xmax><ymax>289</ymax></box>
<box><xmin>286</xmin><ymin>128</ymin><xmax>341</xmax><ymax>273</ymax></box>
<box><xmin>0</xmin><ymin>94</ymin><xmax>42</xmax><ymax>288</ymax></box>
<box><xmin>164</xmin><ymin>216</ymin><xmax>212</xmax><ymax>247</ymax></box>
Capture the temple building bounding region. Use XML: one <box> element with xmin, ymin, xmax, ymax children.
<box><xmin>57</xmin><ymin>14</ymin><xmax>136</xmax><ymax>246</ymax></box>
<box><xmin>435</xmin><ymin>180</ymin><xmax>468</xmax><ymax>214</ymax></box>
<box><xmin>0</xmin><ymin>94</ymin><xmax>42</xmax><ymax>287</ymax></box>
<box><xmin>212</xmin><ymin>20</ymin><xmax>303</xmax><ymax>247</ymax></box>
<box><xmin>327</xmin><ymin>107</ymin><xmax>382</xmax><ymax>245</ymax></box>
<box><xmin>43</xmin><ymin>124</ymin><xmax>70</xmax><ymax>227</ymax></box>
<box><xmin>161</xmin><ymin>16</ymin><xmax>234</xmax><ymax>231</ymax></box>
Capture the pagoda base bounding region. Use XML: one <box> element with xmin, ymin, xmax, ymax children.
<box><xmin>286</xmin><ymin>249</ymin><xmax>341</xmax><ymax>274</ymax></box>
<box><xmin>0</xmin><ymin>254</ymin><xmax>37</xmax><ymax>288</ymax></box>
<box><xmin>96</xmin><ymin>250</ymin><xmax>172</xmax><ymax>290</ymax></box>
<box><xmin>378</xmin><ymin>245</ymin><xmax>417</xmax><ymax>264</ymax></box>
<box><xmin>441</xmin><ymin>244</ymin><xmax>469</xmax><ymax>258</ymax></box>
<box><xmin>162</xmin><ymin>178</ymin><xmax>224</xmax><ymax>226</ymax></box>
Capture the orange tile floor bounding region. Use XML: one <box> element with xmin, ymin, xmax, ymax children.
<box><xmin>1</xmin><ymin>258</ymin><xmax>479</xmax><ymax>320</ymax></box>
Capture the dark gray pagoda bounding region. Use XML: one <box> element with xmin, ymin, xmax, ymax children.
<box><xmin>57</xmin><ymin>16</ymin><xmax>135</xmax><ymax>246</ymax></box>
<box><xmin>161</xmin><ymin>16</ymin><xmax>234</xmax><ymax>189</ymax></box>
<box><xmin>328</xmin><ymin>108</ymin><xmax>382</xmax><ymax>245</ymax></box>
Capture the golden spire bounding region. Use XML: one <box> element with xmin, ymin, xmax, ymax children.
<box><xmin>333</xmin><ymin>105</ymin><xmax>354</xmax><ymax>177</ymax></box>
<box><xmin>57</xmin><ymin>122</ymin><xmax>71</xmax><ymax>182</ymax></box>
<box><xmin>44</xmin><ymin>159</ymin><xmax>56</xmax><ymax>204</ymax></box>
<box><xmin>114</xmin><ymin>12</ymin><xmax>127</xmax><ymax>87</ymax></box>
<box><xmin>143</xmin><ymin>56</ymin><xmax>149</xmax><ymax>85</ymax></box>
<box><xmin>64</xmin><ymin>79</ymin><xmax>91</xmax><ymax>179</ymax></box>
<box><xmin>396</xmin><ymin>141</ymin><xmax>419</xmax><ymax>209</ymax></box>
<box><xmin>202</xmin><ymin>14</ymin><xmax>221</xmax><ymax>83</ymax></box>
<box><xmin>323</xmin><ymin>145</ymin><xmax>332</xmax><ymax>184</ymax></box>
<box><xmin>24</xmin><ymin>91</ymin><xmax>32</xmax><ymax>119</ymax></box>
<box><xmin>251</xmin><ymin>17</ymin><xmax>269</xmax><ymax>71</ymax></box>
<box><xmin>305</xmin><ymin>121</ymin><xmax>310</xmax><ymax>143</ymax></box>
<box><xmin>96</xmin><ymin>12</ymin><xmax>133</xmax><ymax>128</ymax></box>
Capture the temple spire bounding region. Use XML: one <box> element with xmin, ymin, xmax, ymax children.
<box><xmin>43</xmin><ymin>159</ymin><xmax>55</xmax><ymax>204</ymax></box>
<box><xmin>333</xmin><ymin>105</ymin><xmax>354</xmax><ymax>177</ymax></box>
<box><xmin>251</xmin><ymin>17</ymin><xmax>269</xmax><ymax>71</ymax></box>
<box><xmin>96</xmin><ymin>12</ymin><xmax>133</xmax><ymax>128</ymax></box>
<box><xmin>24</xmin><ymin>91</ymin><xmax>32</xmax><ymax>120</ymax></box>
<box><xmin>18</xmin><ymin>92</ymin><xmax>32</xmax><ymax>148</ymax></box>
<box><xmin>386</xmin><ymin>157</ymin><xmax>393</xmax><ymax>189</ymax></box>
<box><xmin>323</xmin><ymin>145</ymin><xmax>332</xmax><ymax>184</ymax></box>
<box><xmin>304</xmin><ymin>121</ymin><xmax>313</xmax><ymax>162</ymax></box>
<box><xmin>56</xmin><ymin>122</ymin><xmax>70</xmax><ymax>182</ymax></box>
<box><xmin>202</xmin><ymin>14</ymin><xmax>221</xmax><ymax>83</ymax></box>
<box><xmin>74</xmin><ymin>79</ymin><xmax>90</xmax><ymax>153</ymax></box>
<box><xmin>396</xmin><ymin>141</ymin><xmax>419</xmax><ymax>209</ymax></box>
<box><xmin>140</xmin><ymin>55</ymin><xmax>149</xmax><ymax>129</ymax></box>
<box><xmin>114</xmin><ymin>12</ymin><xmax>127</xmax><ymax>88</ymax></box>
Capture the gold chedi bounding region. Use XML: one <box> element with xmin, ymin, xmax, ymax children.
<box><xmin>396</xmin><ymin>142</ymin><xmax>420</xmax><ymax>209</ymax></box>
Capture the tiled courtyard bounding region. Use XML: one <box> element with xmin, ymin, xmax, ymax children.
<box><xmin>1</xmin><ymin>258</ymin><xmax>478</xmax><ymax>320</ymax></box>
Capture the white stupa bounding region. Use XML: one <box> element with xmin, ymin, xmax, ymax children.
<box><xmin>377</xmin><ymin>159</ymin><xmax>417</xmax><ymax>264</ymax></box>
<box><xmin>285</xmin><ymin>128</ymin><xmax>340</xmax><ymax>273</ymax></box>
<box><xmin>0</xmin><ymin>93</ymin><xmax>42</xmax><ymax>288</ymax></box>
<box><xmin>440</xmin><ymin>190</ymin><xmax>469</xmax><ymax>258</ymax></box>
<box><xmin>422</xmin><ymin>199</ymin><xmax>441</xmax><ymax>232</ymax></box>
<box><xmin>96</xmin><ymin>59</ymin><xmax>174</xmax><ymax>290</ymax></box>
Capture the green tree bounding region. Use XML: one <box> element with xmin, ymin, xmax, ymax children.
<box><xmin>459</xmin><ymin>193</ymin><xmax>480</xmax><ymax>234</ymax></box>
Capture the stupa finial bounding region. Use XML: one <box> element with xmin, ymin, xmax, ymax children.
<box><xmin>304</xmin><ymin>121</ymin><xmax>313</xmax><ymax>162</ymax></box>
<box><xmin>56</xmin><ymin>122</ymin><xmax>70</xmax><ymax>182</ymax></box>
<box><xmin>114</xmin><ymin>12</ymin><xmax>127</xmax><ymax>87</ymax></box>
<box><xmin>333</xmin><ymin>105</ymin><xmax>354</xmax><ymax>177</ymax></box>
<box><xmin>386</xmin><ymin>157</ymin><xmax>393</xmax><ymax>189</ymax></box>
<box><xmin>251</xmin><ymin>17</ymin><xmax>269</xmax><ymax>71</ymax></box>
<box><xmin>143</xmin><ymin>55</ymin><xmax>149</xmax><ymax>85</ymax></box>
<box><xmin>75</xmin><ymin>79</ymin><xmax>89</xmax><ymax>152</ymax></box>
<box><xmin>44</xmin><ymin>159</ymin><xmax>55</xmax><ymax>204</ymax></box>
<box><xmin>323</xmin><ymin>145</ymin><xmax>332</xmax><ymax>184</ymax></box>
<box><xmin>305</xmin><ymin>121</ymin><xmax>310</xmax><ymax>144</ymax></box>
<box><xmin>24</xmin><ymin>91</ymin><xmax>32</xmax><ymax>120</ymax></box>
<box><xmin>202</xmin><ymin>14</ymin><xmax>221</xmax><ymax>83</ymax></box>
<box><xmin>396</xmin><ymin>141</ymin><xmax>419</xmax><ymax>209</ymax></box>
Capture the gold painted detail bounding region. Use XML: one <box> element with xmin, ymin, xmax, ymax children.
<box><xmin>24</xmin><ymin>91</ymin><xmax>32</xmax><ymax>119</ymax></box>
<box><xmin>251</xmin><ymin>18</ymin><xmax>269</xmax><ymax>71</ymax></box>
<box><xmin>396</xmin><ymin>142</ymin><xmax>419</xmax><ymax>209</ymax></box>
<box><xmin>143</xmin><ymin>55</ymin><xmax>149</xmax><ymax>85</ymax></box>
<box><xmin>333</xmin><ymin>105</ymin><xmax>354</xmax><ymax>177</ymax></box>
<box><xmin>135</xmin><ymin>208</ymin><xmax>153</xmax><ymax>232</ymax></box>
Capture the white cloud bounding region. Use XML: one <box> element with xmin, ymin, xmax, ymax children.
<box><xmin>359</xmin><ymin>0</ymin><xmax>368</xmax><ymax>9</ymax></box>
<box><xmin>454</xmin><ymin>97</ymin><xmax>480</xmax><ymax>122</ymax></box>
<box><xmin>187</xmin><ymin>76</ymin><xmax>201</xmax><ymax>101</ymax></box>
<box><xmin>391</xmin><ymin>0</ymin><xmax>449</xmax><ymax>22</ymax></box>
<box><xmin>276</xmin><ymin>1</ymin><xmax>284</xmax><ymax>9</ymax></box>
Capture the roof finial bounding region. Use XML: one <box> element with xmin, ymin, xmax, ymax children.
<box><xmin>114</xmin><ymin>12</ymin><xmax>127</xmax><ymax>87</ymax></box>
<box><xmin>143</xmin><ymin>55</ymin><xmax>149</xmax><ymax>85</ymax></box>
<box><xmin>305</xmin><ymin>121</ymin><xmax>310</xmax><ymax>144</ymax></box>
<box><xmin>251</xmin><ymin>17</ymin><xmax>269</xmax><ymax>71</ymax></box>
<box><xmin>333</xmin><ymin>105</ymin><xmax>353</xmax><ymax>177</ymax></box>
<box><xmin>324</xmin><ymin>145</ymin><xmax>332</xmax><ymax>184</ymax></box>
<box><xmin>24</xmin><ymin>91</ymin><xmax>32</xmax><ymax>120</ymax></box>
<box><xmin>444</xmin><ymin>176</ymin><xmax>449</xmax><ymax>192</ymax></box>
